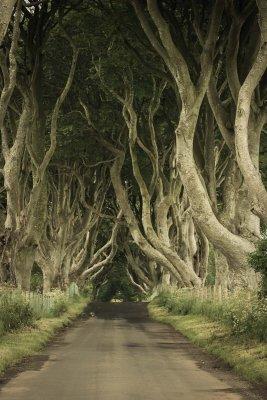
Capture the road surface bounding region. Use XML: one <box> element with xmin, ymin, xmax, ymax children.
<box><xmin>0</xmin><ymin>302</ymin><xmax>263</xmax><ymax>400</ymax></box>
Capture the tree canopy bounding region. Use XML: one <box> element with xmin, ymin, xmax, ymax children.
<box><xmin>0</xmin><ymin>0</ymin><xmax>266</xmax><ymax>297</ymax></box>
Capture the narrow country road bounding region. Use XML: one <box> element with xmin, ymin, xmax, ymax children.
<box><xmin>0</xmin><ymin>303</ymin><xmax>263</xmax><ymax>400</ymax></box>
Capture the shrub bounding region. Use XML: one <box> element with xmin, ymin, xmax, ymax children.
<box><xmin>27</xmin><ymin>289</ymin><xmax>71</xmax><ymax>319</ymax></box>
<box><xmin>154</xmin><ymin>287</ymin><xmax>267</xmax><ymax>342</ymax></box>
<box><xmin>30</xmin><ymin>264</ymin><xmax>43</xmax><ymax>293</ymax></box>
<box><xmin>0</xmin><ymin>287</ymin><xmax>81</xmax><ymax>336</ymax></box>
<box><xmin>0</xmin><ymin>291</ymin><xmax>34</xmax><ymax>335</ymax></box>
<box><xmin>51</xmin><ymin>298</ymin><xmax>68</xmax><ymax>317</ymax></box>
<box><xmin>81</xmin><ymin>282</ymin><xmax>93</xmax><ymax>298</ymax></box>
<box><xmin>46</xmin><ymin>289</ymin><xmax>69</xmax><ymax>317</ymax></box>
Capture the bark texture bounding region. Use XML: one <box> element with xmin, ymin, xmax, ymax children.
<box><xmin>0</xmin><ymin>0</ymin><xmax>17</xmax><ymax>46</ymax></box>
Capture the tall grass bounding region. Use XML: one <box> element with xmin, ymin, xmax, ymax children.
<box><xmin>0</xmin><ymin>284</ymin><xmax>81</xmax><ymax>337</ymax></box>
<box><xmin>154</xmin><ymin>286</ymin><xmax>267</xmax><ymax>341</ymax></box>
<box><xmin>25</xmin><ymin>290</ymin><xmax>69</xmax><ymax>318</ymax></box>
<box><xmin>0</xmin><ymin>291</ymin><xmax>34</xmax><ymax>336</ymax></box>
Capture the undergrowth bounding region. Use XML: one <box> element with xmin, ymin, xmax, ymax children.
<box><xmin>149</xmin><ymin>287</ymin><xmax>267</xmax><ymax>383</ymax></box>
<box><xmin>154</xmin><ymin>287</ymin><xmax>267</xmax><ymax>341</ymax></box>
<box><xmin>0</xmin><ymin>297</ymin><xmax>88</xmax><ymax>376</ymax></box>
<box><xmin>0</xmin><ymin>284</ymin><xmax>82</xmax><ymax>336</ymax></box>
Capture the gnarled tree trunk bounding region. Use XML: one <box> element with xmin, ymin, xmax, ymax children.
<box><xmin>13</xmin><ymin>246</ymin><xmax>35</xmax><ymax>291</ymax></box>
<box><xmin>0</xmin><ymin>0</ymin><xmax>17</xmax><ymax>46</ymax></box>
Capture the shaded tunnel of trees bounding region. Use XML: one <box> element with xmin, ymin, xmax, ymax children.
<box><xmin>0</xmin><ymin>0</ymin><xmax>266</xmax><ymax>299</ymax></box>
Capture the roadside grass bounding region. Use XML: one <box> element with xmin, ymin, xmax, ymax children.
<box><xmin>0</xmin><ymin>297</ymin><xmax>88</xmax><ymax>376</ymax></box>
<box><xmin>148</xmin><ymin>303</ymin><xmax>267</xmax><ymax>384</ymax></box>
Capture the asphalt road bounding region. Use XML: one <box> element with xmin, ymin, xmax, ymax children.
<box><xmin>0</xmin><ymin>302</ymin><xmax>262</xmax><ymax>400</ymax></box>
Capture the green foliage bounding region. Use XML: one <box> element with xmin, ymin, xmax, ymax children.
<box><xmin>30</xmin><ymin>273</ymin><xmax>43</xmax><ymax>293</ymax></box>
<box><xmin>149</xmin><ymin>304</ymin><xmax>267</xmax><ymax>384</ymax></box>
<box><xmin>96</xmin><ymin>278</ymin><xmax>140</xmax><ymax>302</ymax></box>
<box><xmin>25</xmin><ymin>290</ymin><xmax>69</xmax><ymax>319</ymax></box>
<box><xmin>0</xmin><ymin>287</ymin><xmax>82</xmax><ymax>336</ymax></box>
<box><xmin>81</xmin><ymin>282</ymin><xmax>94</xmax><ymax>298</ymax></box>
<box><xmin>30</xmin><ymin>264</ymin><xmax>43</xmax><ymax>293</ymax></box>
<box><xmin>95</xmin><ymin>261</ymin><xmax>142</xmax><ymax>302</ymax></box>
<box><xmin>39</xmin><ymin>290</ymin><xmax>70</xmax><ymax>318</ymax></box>
<box><xmin>51</xmin><ymin>299</ymin><xmax>68</xmax><ymax>317</ymax></box>
<box><xmin>0</xmin><ymin>297</ymin><xmax>88</xmax><ymax>377</ymax></box>
<box><xmin>0</xmin><ymin>291</ymin><xmax>34</xmax><ymax>336</ymax></box>
<box><xmin>154</xmin><ymin>288</ymin><xmax>267</xmax><ymax>342</ymax></box>
<box><xmin>249</xmin><ymin>235</ymin><xmax>267</xmax><ymax>296</ymax></box>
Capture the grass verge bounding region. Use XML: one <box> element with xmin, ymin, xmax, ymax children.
<box><xmin>0</xmin><ymin>297</ymin><xmax>88</xmax><ymax>376</ymax></box>
<box><xmin>148</xmin><ymin>302</ymin><xmax>267</xmax><ymax>384</ymax></box>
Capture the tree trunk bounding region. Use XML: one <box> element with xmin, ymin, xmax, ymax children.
<box><xmin>256</xmin><ymin>0</ymin><xmax>267</xmax><ymax>42</ymax></box>
<box><xmin>228</xmin><ymin>264</ymin><xmax>259</xmax><ymax>291</ymax></box>
<box><xmin>110</xmin><ymin>153</ymin><xmax>196</xmax><ymax>285</ymax></box>
<box><xmin>43</xmin><ymin>270</ymin><xmax>54</xmax><ymax>293</ymax></box>
<box><xmin>128</xmin><ymin>134</ymin><xmax>200</xmax><ymax>286</ymax></box>
<box><xmin>175</xmin><ymin>112</ymin><xmax>255</xmax><ymax>270</ymax></box>
<box><xmin>14</xmin><ymin>246</ymin><xmax>35</xmax><ymax>291</ymax></box>
<box><xmin>62</xmin><ymin>258</ymin><xmax>71</xmax><ymax>290</ymax></box>
<box><xmin>214</xmin><ymin>249</ymin><xmax>229</xmax><ymax>291</ymax></box>
<box><xmin>234</xmin><ymin>43</ymin><xmax>267</xmax><ymax>223</ymax></box>
<box><xmin>161</xmin><ymin>270</ymin><xmax>171</xmax><ymax>285</ymax></box>
<box><xmin>0</xmin><ymin>0</ymin><xmax>17</xmax><ymax>46</ymax></box>
<box><xmin>36</xmin><ymin>246</ymin><xmax>63</xmax><ymax>293</ymax></box>
<box><xmin>148</xmin><ymin>260</ymin><xmax>158</xmax><ymax>285</ymax></box>
<box><xmin>0</xmin><ymin>263</ymin><xmax>8</xmax><ymax>282</ymax></box>
<box><xmin>195</xmin><ymin>227</ymin><xmax>209</xmax><ymax>282</ymax></box>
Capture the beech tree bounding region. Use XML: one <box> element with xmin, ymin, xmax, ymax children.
<box><xmin>0</xmin><ymin>0</ymin><xmax>266</xmax><ymax>293</ymax></box>
<box><xmin>129</xmin><ymin>0</ymin><xmax>266</xmax><ymax>287</ymax></box>
<box><xmin>0</xmin><ymin>0</ymin><xmax>18</xmax><ymax>46</ymax></box>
